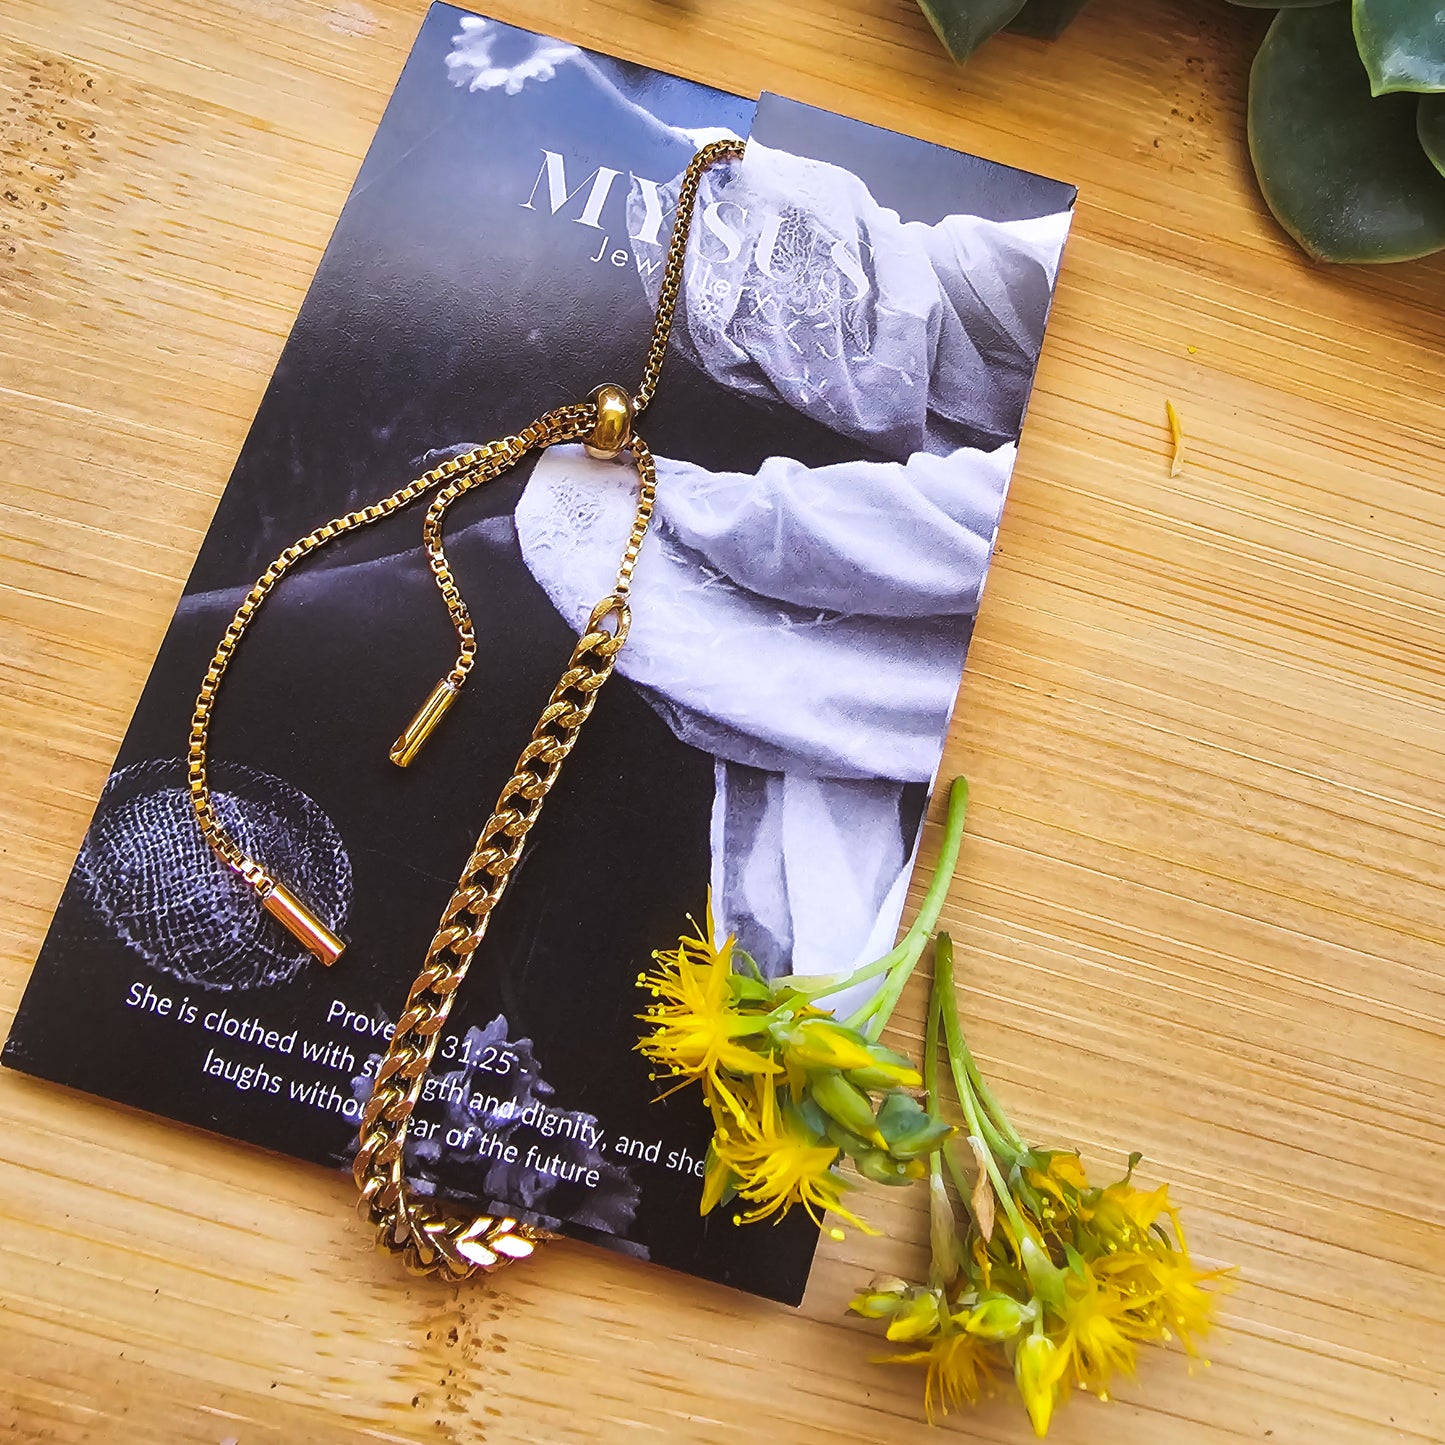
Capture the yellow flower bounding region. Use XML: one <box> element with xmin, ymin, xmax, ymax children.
<box><xmin>1029</xmin><ymin>1151</ymin><xmax>1090</xmax><ymax>1204</ymax></box>
<box><xmin>1090</xmin><ymin>1179</ymin><xmax>1170</xmax><ymax>1249</ymax></box>
<box><xmin>1054</xmin><ymin>1266</ymin><xmax>1146</xmax><ymax>1398</ymax></box>
<box><xmin>884</xmin><ymin>1328</ymin><xmax>996</xmax><ymax>1423</ymax></box>
<box><xmin>1095</xmin><ymin>1245</ymin><xmax>1224</xmax><ymax>1356</ymax></box>
<box><xmin>636</xmin><ymin>915</ymin><xmax>778</xmax><ymax>1089</ymax></box>
<box><xmin>1150</xmin><ymin>1250</ymin><xmax>1224</xmax><ymax>1354</ymax></box>
<box><xmin>1014</xmin><ymin>1330</ymin><xmax>1065</xmax><ymax>1437</ymax></box>
<box><xmin>710</xmin><ymin>1074</ymin><xmax>873</xmax><ymax>1238</ymax></box>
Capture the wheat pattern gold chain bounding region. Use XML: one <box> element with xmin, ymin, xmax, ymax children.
<box><xmin>184</xmin><ymin>137</ymin><xmax>744</xmax><ymax>1276</ymax></box>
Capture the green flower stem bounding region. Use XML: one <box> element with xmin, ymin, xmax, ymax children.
<box><xmin>953</xmin><ymin>1066</ymin><xmax>1022</xmax><ymax>1238</ymax></box>
<box><xmin>856</xmin><ymin>778</ymin><xmax>970</xmax><ymax>1039</ymax></box>
<box><xmin>908</xmin><ymin>775</ymin><xmax>971</xmax><ymax>926</ymax></box>
<box><xmin>849</xmin><ymin>938</ymin><xmax>925</xmax><ymax>1040</ymax></box>
<box><xmin>928</xmin><ymin>958</ymin><xmax>1012</xmax><ymax>1231</ymax></box>
<box><xmin>967</xmin><ymin>1058</ymin><xmax>1026</xmax><ymax>1154</ymax></box>
<box><xmin>934</xmin><ymin>933</ymin><xmax>1028</xmax><ymax>1240</ymax></box>
<box><xmin>775</xmin><ymin>777</ymin><xmax>971</xmax><ymax>1018</ymax></box>
<box><xmin>930</xmin><ymin>929</ymin><xmax>1025</xmax><ymax>1154</ymax></box>
<box><xmin>922</xmin><ymin>953</ymin><xmax>1012</xmax><ymax>1159</ymax></box>
<box><xmin>953</xmin><ymin>1020</ymin><xmax>1026</xmax><ymax>1155</ymax></box>
<box><xmin>959</xmin><ymin>1072</ymin><xmax>1014</xmax><ymax>1161</ymax></box>
<box><xmin>923</xmin><ymin>953</ymin><xmax>945</xmax><ymax>1122</ymax></box>
<box><xmin>923</xmin><ymin>966</ymin><xmax>950</xmax><ymax>1289</ymax></box>
<box><xmin>791</xmin><ymin>933</ymin><xmax>921</xmax><ymax>1004</ymax></box>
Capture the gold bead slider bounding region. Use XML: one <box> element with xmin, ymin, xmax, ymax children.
<box><xmin>584</xmin><ymin>383</ymin><xmax>634</xmax><ymax>461</ymax></box>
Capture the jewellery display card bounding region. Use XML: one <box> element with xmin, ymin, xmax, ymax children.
<box><xmin>3</xmin><ymin>6</ymin><xmax>1074</xmax><ymax>1304</ymax></box>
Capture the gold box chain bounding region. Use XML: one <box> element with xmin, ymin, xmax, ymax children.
<box><xmin>183</xmin><ymin>138</ymin><xmax>746</xmax><ymax>1275</ymax></box>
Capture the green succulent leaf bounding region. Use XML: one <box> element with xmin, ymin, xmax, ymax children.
<box><xmin>916</xmin><ymin>0</ymin><xmax>1030</xmax><ymax>63</ymax></box>
<box><xmin>1422</xmin><ymin>93</ymin><xmax>1445</xmax><ymax>174</ymax></box>
<box><xmin>1005</xmin><ymin>0</ymin><xmax>1092</xmax><ymax>39</ymax></box>
<box><xmin>1249</xmin><ymin>4</ymin><xmax>1445</xmax><ymax>261</ymax></box>
<box><xmin>731</xmin><ymin>948</ymin><xmax>764</xmax><ymax>981</ymax></box>
<box><xmin>727</xmin><ymin>973</ymin><xmax>774</xmax><ymax>1004</ymax></box>
<box><xmin>1353</xmin><ymin>0</ymin><xmax>1445</xmax><ymax>95</ymax></box>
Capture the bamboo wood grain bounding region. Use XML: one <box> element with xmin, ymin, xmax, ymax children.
<box><xmin>2</xmin><ymin>0</ymin><xmax>1442</xmax><ymax>1441</ymax></box>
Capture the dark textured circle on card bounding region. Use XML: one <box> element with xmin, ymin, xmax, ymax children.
<box><xmin>75</xmin><ymin>758</ymin><xmax>352</xmax><ymax>991</ymax></box>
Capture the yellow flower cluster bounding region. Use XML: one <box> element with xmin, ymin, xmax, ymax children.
<box><xmin>636</xmin><ymin>783</ymin><xmax>1226</xmax><ymax>1435</ymax></box>
<box><xmin>849</xmin><ymin>935</ymin><xmax>1228</xmax><ymax>1435</ymax></box>
<box><xmin>636</xmin><ymin>906</ymin><xmax>949</xmax><ymax>1237</ymax></box>
<box><xmin>855</xmin><ymin>1154</ymin><xmax>1223</xmax><ymax>1432</ymax></box>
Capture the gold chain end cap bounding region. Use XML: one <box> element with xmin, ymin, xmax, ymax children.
<box><xmin>262</xmin><ymin>881</ymin><xmax>345</xmax><ymax>966</ymax></box>
<box><xmin>390</xmin><ymin>677</ymin><xmax>461</xmax><ymax>768</ymax></box>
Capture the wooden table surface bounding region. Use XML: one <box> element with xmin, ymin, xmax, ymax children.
<box><xmin>3</xmin><ymin>0</ymin><xmax>1443</xmax><ymax>1440</ymax></box>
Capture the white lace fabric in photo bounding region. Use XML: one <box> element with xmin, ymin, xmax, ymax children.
<box><xmin>629</xmin><ymin>139</ymin><xmax>1071</xmax><ymax>456</ymax></box>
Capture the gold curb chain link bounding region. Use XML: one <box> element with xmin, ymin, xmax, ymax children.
<box><xmin>185</xmin><ymin>136</ymin><xmax>745</xmax><ymax>1275</ymax></box>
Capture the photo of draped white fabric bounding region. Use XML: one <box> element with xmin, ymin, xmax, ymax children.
<box><xmin>515</xmin><ymin>128</ymin><xmax>1072</xmax><ymax>993</ymax></box>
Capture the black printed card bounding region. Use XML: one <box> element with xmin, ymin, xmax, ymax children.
<box><xmin>3</xmin><ymin>6</ymin><xmax>1073</xmax><ymax>1304</ymax></box>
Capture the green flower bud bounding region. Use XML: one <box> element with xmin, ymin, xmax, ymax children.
<box><xmin>848</xmin><ymin>1276</ymin><xmax>910</xmax><ymax>1319</ymax></box>
<box><xmin>844</xmin><ymin>1066</ymin><xmax>909</xmax><ymax>1091</ymax></box>
<box><xmin>853</xmin><ymin>1149</ymin><xmax>926</xmax><ymax>1186</ymax></box>
<box><xmin>884</xmin><ymin>1288</ymin><xmax>943</xmax><ymax>1342</ymax></box>
<box><xmin>963</xmin><ymin>1292</ymin><xmax>1034</xmax><ymax>1340</ymax></box>
<box><xmin>781</xmin><ymin>1018</ymin><xmax>878</xmax><ymax>1072</ymax></box>
<box><xmin>1015</xmin><ymin>1330</ymin><xmax>1062</xmax><ymax>1438</ymax></box>
<box><xmin>844</xmin><ymin>1042</ymin><xmax>923</xmax><ymax>1091</ymax></box>
<box><xmin>1021</xmin><ymin>1233</ymin><xmax>1067</xmax><ymax>1312</ymax></box>
<box><xmin>823</xmin><ymin>1118</ymin><xmax>879</xmax><ymax>1159</ymax></box>
<box><xmin>809</xmin><ymin>1069</ymin><xmax>886</xmax><ymax>1146</ymax></box>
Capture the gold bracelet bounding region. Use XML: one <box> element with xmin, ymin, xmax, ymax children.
<box><xmin>185</xmin><ymin>137</ymin><xmax>746</xmax><ymax>1276</ymax></box>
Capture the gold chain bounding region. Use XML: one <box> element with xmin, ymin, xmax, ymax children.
<box><xmin>185</xmin><ymin>137</ymin><xmax>745</xmax><ymax>1274</ymax></box>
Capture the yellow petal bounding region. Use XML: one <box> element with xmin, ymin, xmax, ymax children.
<box><xmin>1165</xmin><ymin>399</ymin><xmax>1185</xmax><ymax>478</ymax></box>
